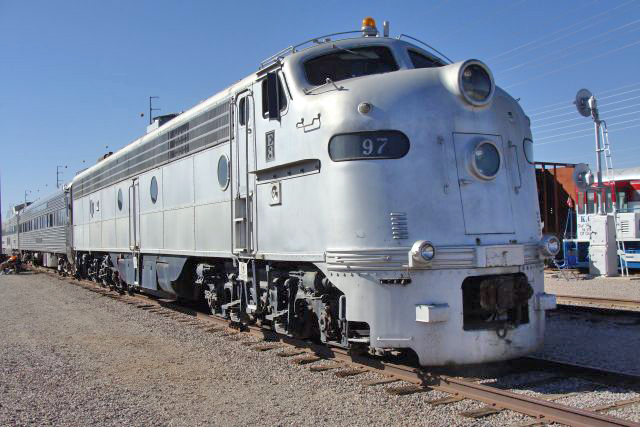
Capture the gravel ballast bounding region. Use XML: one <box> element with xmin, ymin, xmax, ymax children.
<box><xmin>1</xmin><ymin>271</ymin><xmax>639</xmax><ymax>426</ymax></box>
<box><xmin>533</xmin><ymin>309</ymin><xmax>640</xmax><ymax>376</ymax></box>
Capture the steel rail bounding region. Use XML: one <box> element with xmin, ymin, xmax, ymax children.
<box><xmin>556</xmin><ymin>294</ymin><xmax>640</xmax><ymax>312</ymax></box>
<box><xmin>39</xmin><ymin>269</ymin><xmax>640</xmax><ymax>427</ymax></box>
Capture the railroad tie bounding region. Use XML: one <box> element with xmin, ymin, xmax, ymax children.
<box><xmin>507</xmin><ymin>420</ymin><xmax>547</xmax><ymax>427</ymax></box>
<box><xmin>362</xmin><ymin>378</ymin><xmax>401</xmax><ymax>386</ymax></box>
<box><xmin>541</xmin><ymin>392</ymin><xmax>582</xmax><ymax>401</ymax></box>
<box><xmin>334</xmin><ymin>368</ymin><xmax>365</xmax><ymax>378</ymax></box>
<box><xmin>251</xmin><ymin>343</ymin><xmax>282</xmax><ymax>352</ymax></box>
<box><xmin>291</xmin><ymin>355</ymin><xmax>321</xmax><ymax>365</ymax></box>
<box><xmin>589</xmin><ymin>396</ymin><xmax>640</xmax><ymax>412</ymax></box>
<box><xmin>459</xmin><ymin>404</ymin><xmax>502</xmax><ymax>419</ymax></box>
<box><xmin>427</xmin><ymin>395</ymin><xmax>465</xmax><ymax>406</ymax></box>
<box><xmin>276</xmin><ymin>350</ymin><xmax>306</xmax><ymax>358</ymax></box>
<box><xmin>386</xmin><ymin>385</ymin><xmax>429</xmax><ymax>396</ymax></box>
<box><xmin>309</xmin><ymin>365</ymin><xmax>340</xmax><ymax>372</ymax></box>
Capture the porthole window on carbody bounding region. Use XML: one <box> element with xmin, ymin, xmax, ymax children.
<box><xmin>217</xmin><ymin>155</ymin><xmax>230</xmax><ymax>190</ymax></box>
<box><xmin>117</xmin><ymin>188</ymin><xmax>123</xmax><ymax>211</ymax></box>
<box><xmin>150</xmin><ymin>176</ymin><xmax>158</xmax><ymax>203</ymax></box>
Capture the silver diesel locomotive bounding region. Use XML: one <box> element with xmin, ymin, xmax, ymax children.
<box><xmin>4</xmin><ymin>18</ymin><xmax>559</xmax><ymax>365</ymax></box>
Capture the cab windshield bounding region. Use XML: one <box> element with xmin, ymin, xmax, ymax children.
<box><xmin>304</xmin><ymin>46</ymin><xmax>398</xmax><ymax>86</ymax></box>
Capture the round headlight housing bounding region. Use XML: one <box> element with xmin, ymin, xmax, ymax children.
<box><xmin>471</xmin><ymin>141</ymin><xmax>501</xmax><ymax>180</ymax></box>
<box><xmin>540</xmin><ymin>234</ymin><xmax>560</xmax><ymax>258</ymax></box>
<box><xmin>411</xmin><ymin>240</ymin><xmax>436</xmax><ymax>263</ymax></box>
<box><xmin>459</xmin><ymin>61</ymin><xmax>494</xmax><ymax>106</ymax></box>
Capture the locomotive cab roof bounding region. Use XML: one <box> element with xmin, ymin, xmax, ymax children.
<box><xmin>283</xmin><ymin>37</ymin><xmax>446</xmax><ymax>91</ymax></box>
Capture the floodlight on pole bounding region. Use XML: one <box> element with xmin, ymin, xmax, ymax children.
<box><xmin>574</xmin><ymin>88</ymin><xmax>604</xmax><ymax>215</ymax></box>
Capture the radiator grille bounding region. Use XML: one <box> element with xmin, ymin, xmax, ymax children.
<box><xmin>390</xmin><ymin>212</ymin><xmax>408</xmax><ymax>240</ymax></box>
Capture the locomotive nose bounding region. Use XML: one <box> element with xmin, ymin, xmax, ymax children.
<box><xmin>441</xmin><ymin>60</ymin><xmax>495</xmax><ymax>108</ymax></box>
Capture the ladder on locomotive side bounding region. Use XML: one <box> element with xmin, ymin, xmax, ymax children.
<box><xmin>602</xmin><ymin>123</ymin><xmax>630</xmax><ymax>276</ymax></box>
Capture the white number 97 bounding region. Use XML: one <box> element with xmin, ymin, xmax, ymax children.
<box><xmin>362</xmin><ymin>138</ymin><xmax>373</xmax><ymax>155</ymax></box>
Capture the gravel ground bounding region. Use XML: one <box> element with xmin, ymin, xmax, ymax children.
<box><xmin>2</xmin><ymin>271</ymin><xmax>640</xmax><ymax>426</ymax></box>
<box><xmin>533</xmin><ymin>309</ymin><xmax>640</xmax><ymax>376</ymax></box>
<box><xmin>0</xmin><ymin>271</ymin><xmax>541</xmax><ymax>427</ymax></box>
<box><xmin>544</xmin><ymin>270</ymin><xmax>640</xmax><ymax>302</ymax></box>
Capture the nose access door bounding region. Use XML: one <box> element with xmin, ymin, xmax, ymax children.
<box><xmin>453</xmin><ymin>133</ymin><xmax>515</xmax><ymax>234</ymax></box>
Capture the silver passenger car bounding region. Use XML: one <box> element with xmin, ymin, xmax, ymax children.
<box><xmin>2</xmin><ymin>188</ymin><xmax>70</xmax><ymax>267</ymax></box>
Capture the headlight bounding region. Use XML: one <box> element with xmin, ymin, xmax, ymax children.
<box><xmin>539</xmin><ymin>234</ymin><xmax>560</xmax><ymax>258</ymax></box>
<box><xmin>411</xmin><ymin>240</ymin><xmax>436</xmax><ymax>262</ymax></box>
<box><xmin>441</xmin><ymin>59</ymin><xmax>495</xmax><ymax>107</ymax></box>
<box><xmin>471</xmin><ymin>141</ymin><xmax>501</xmax><ymax>180</ymax></box>
<box><xmin>460</xmin><ymin>63</ymin><xmax>492</xmax><ymax>104</ymax></box>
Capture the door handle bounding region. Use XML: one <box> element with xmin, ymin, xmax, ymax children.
<box><xmin>459</xmin><ymin>179</ymin><xmax>473</xmax><ymax>186</ymax></box>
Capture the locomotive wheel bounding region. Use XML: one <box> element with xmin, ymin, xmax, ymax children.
<box><xmin>116</xmin><ymin>279</ymin><xmax>125</xmax><ymax>295</ymax></box>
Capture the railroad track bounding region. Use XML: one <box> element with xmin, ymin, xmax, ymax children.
<box><xmin>556</xmin><ymin>295</ymin><xmax>640</xmax><ymax>313</ymax></box>
<box><xmin>35</xmin><ymin>268</ymin><xmax>640</xmax><ymax>427</ymax></box>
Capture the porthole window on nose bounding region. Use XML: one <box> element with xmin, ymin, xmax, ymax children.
<box><xmin>471</xmin><ymin>141</ymin><xmax>500</xmax><ymax>180</ymax></box>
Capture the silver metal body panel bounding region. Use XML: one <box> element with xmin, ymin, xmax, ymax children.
<box><xmin>321</xmin><ymin>262</ymin><xmax>544</xmax><ymax>365</ymax></box>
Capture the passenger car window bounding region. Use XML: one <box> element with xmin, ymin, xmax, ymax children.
<box><xmin>261</xmin><ymin>75</ymin><xmax>287</xmax><ymax>117</ymax></box>
<box><xmin>304</xmin><ymin>46</ymin><xmax>398</xmax><ymax>86</ymax></box>
<box><xmin>408</xmin><ymin>50</ymin><xmax>443</xmax><ymax>69</ymax></box>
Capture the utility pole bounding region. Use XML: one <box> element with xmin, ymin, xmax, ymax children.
<box><xmin>149</xmin><ymin>96</ymin><xmax>160</xmax><ymax>125</ymax></box>
<box><xmin>56</xmin><ymin>165</ymin><xmax>68</xmax><ymax>189</ymax></box>
<box><xmin>588</xmin><ymin>96</ymin><xmax>605</xmax><ymax>214</ymax></box>
<box><xmin>574</xmin><ymin>88</ymin><xmax>618</xmax><ymax>276</ymax></box>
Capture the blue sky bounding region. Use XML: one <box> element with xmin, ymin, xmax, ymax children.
<box><xmin>1</xmin><ymin>0</ymin><xmax>639</xmax><ymax>212</ymax></box>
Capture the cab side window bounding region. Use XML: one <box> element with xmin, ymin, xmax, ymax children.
<box><xmin>261</xmin><ymin>74</ymin><xmax>287</xmax><ymax>117</ymax></box>
<box><xmin>238</xmin><ymin>97</ymin><xmax>247</xmax><ymax>126</ymax></box>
